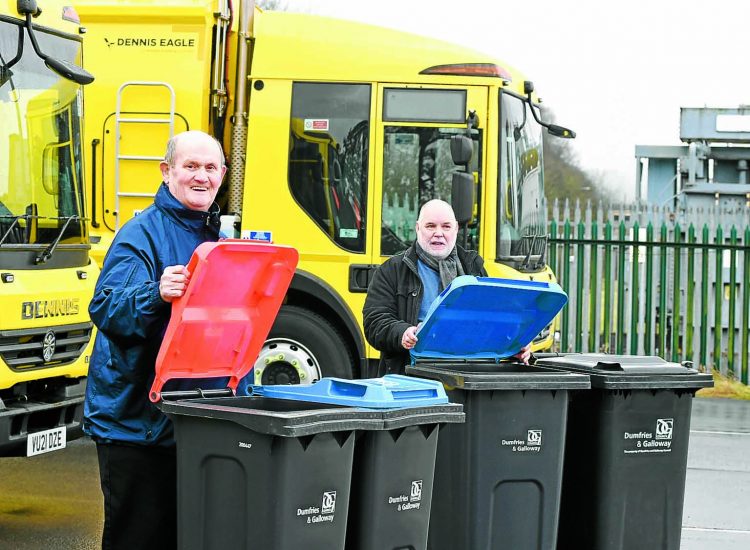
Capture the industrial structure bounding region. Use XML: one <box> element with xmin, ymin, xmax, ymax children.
<box><xmin>636</xmin><ymin>106</ymin><xmax>750</xmax><ymax>219</ymax></box>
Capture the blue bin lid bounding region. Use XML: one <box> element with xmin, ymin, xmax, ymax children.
<box><xmin>249</xmin><ymin>375</ymin><xmax>449</xmax><ymax>408</ymax></box>
<box><xmin>411</xmin><ymin>275</ymin><xmax>568</xmax><ymax>361</ymax></box>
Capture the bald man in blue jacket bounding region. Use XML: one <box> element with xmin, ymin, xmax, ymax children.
<box><xmin>84</xmin><ymin>131</ymin><xmax>227</xmax><ymax>550</ymax></box>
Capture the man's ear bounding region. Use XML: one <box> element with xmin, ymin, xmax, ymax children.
<box><xmin>159</xmin><ymin>161</ymin><xmax>170</xmax><ymax>181</ymax></box>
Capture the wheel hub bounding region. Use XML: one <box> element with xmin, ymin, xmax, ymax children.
<box><xmin>259</xmin><ymin>362</ymin><xmax>299</xmax><ymax>385</ymax></box>
<box><xmin>253</xmin><ymin>339</ymin><xmax>321</xmax><ymax>386</ymax></box>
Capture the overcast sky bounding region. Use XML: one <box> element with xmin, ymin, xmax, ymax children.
<box><xmin>281</xmin><ymin>0</ymin><xmax>750</xmax><ymax>200</ymax></box>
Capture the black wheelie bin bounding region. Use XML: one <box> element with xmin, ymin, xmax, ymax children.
<box><xmin>535</xmin><ymin>353</ymin><xmax>714</xmax><ymax>550</ymax></box>
<box><xmin>250</xmin><ymin>375</ymin><xmax>465</xmax><ymax>550</ymax></box>
<box><xmin>149</xmin><ymin>240</ymin><xmax>464</xmax><ymax>550</ymax></box>
<box><xmin>148</xmin><ymin>239</ymin><xmax>367</xmax><ymax>550</ymax></box>
<box><xmin>406</xmin><ymin>275</ymin><xmax>590</xmax><ymax>550</ymax></box>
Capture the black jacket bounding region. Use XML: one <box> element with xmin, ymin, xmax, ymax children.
<box><xmin>363</xmin><ymin>243</ymin><xmax>487</xmax><ymax>376</ymax></box>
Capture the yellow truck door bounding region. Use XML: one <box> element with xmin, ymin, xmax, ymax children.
<box><xmin>373</xmin><ymin>83</ymin><xmax>489</xmax><ymax>257</ymax></box>
<box><xmin>367</xmin><ymin>83</ymin><xmax>489</xmax><ymax>359</ymax></box>
<box><xmin>241</xmin><ymin>78</ymin><xmax>376</xmax><ymax>380</ymax></box>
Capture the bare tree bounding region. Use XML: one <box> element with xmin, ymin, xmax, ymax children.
<box><xmin>257</xmin><ymin>0</ymin><xmax>288</xmax><ymax>10</ymax></box>
<box><xmin>542</xmin><ymin>107</ymin><xmax>605</xmax><ymax>204</ymax></box>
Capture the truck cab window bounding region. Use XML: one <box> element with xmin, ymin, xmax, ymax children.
<box><xmin>381</xmin><ymin>126</ymin><xmax>482</xmax><ymax>256</ymax></box>
<box><xmin>289</xmin><ymin>82</ymin><xmax>370</xmax><ymax>253</ymax></box>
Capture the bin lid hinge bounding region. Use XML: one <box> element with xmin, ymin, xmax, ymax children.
<box><xmin>155</xmin><ymin>387</ymin><xmax>235</xmax><ymax>402</ymax></box>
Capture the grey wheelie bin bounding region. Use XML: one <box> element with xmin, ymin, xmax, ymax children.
<box><xmin>406</xmin><ymin>275</ymin><xmax>590</xmax><ymax>550</ymax></box>
<box><xmin>250</xmin><ymin>375</ymin><xmax>465</xmax><ymax>550</ymax></box>
<box><xmin>535</xmin><ymin>353</ymin><xmax>714</xmax><ymax>550</ymax></box>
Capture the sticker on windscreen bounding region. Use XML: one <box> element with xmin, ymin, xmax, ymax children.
<box><xmin>304</xmin><ymin>119</ymin><xmax>329</xmax><ymax>132</ymax></box>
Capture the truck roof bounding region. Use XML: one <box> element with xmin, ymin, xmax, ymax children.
<box><xmin>253</xmin><ymin>8</ymin><xmax>529</xmax><ymax>94</ymax></box>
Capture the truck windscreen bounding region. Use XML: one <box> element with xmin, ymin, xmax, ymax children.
<box><xmin>497</xmin><ymin>92</ymin><xmax>546</xmax><ymax>270</ymax></box>
<box><xmin>0</xmin><ymin>18</ymin><xmax>86</xmax><ymax>249</ymax></box>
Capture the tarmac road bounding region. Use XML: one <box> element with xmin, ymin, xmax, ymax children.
<box><xmin>0</xmin><ymin>436</ymin><xmax>102</xmax><ymax>549</ymax></box>
<box><xmin>680</xmin><ymin>397</ymin><xmax>750</xmax><ymax>550</ymax></box>
<box><xmin>0</xmin><ymin>396</ymin><xmax>748</xmax><ymax>549</ymax></box>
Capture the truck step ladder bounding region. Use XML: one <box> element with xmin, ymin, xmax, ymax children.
<box><xmin>114</xmin><ymin>81</ymin><xmax>176</xmax><ymax>231</ymax></box>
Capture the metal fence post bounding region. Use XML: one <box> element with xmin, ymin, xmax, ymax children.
<box><xmin>714</xmin><ymin>225</ymin><xmax>724</xmax><ymax>372</ymax></box>
<box><xmin>700</xmin><ymin>224</ymin><xmax>710</xmax><ymax>369</ymax></box>
<box><xmin>630</xmin><ymin>221</ymin><xmax>640</xmax><ymax>355</ymax></box>
<box><xmin>645</xmin><ymin>222</ymin><xmax>654</xmax><ymax>355</ymax></box>
<box><xmin>672</xmin><ymin>224</ymin><xmax>682</xmax><ymax>362</ymax></box>
<box><xmin>686</xmin><ymin>224</ymin><xmax>696</xmax><ymax>368</ymax></box>
<box><xmin>742</xmin><ymin>226</ymin><xmax>750</xmax><ymax>384</ymax></box>
<box><xmin>603</xmin><ymin>221</ymin><xmax>613</xmax><ymax>352</ymax></box>
<box><xmin>728</xmin><ymin>226</ymin><xmax>738</xmax><ymax>376</ymax></box>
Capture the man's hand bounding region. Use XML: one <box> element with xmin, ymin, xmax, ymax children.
<box><xmin>513</xmin><ymin>343</ymin><xmax>532</xmax><ymax>365</ymax></box>
<box><xmin>159</xmin><ymin>265</ymin><xmax>190</xmax><ymax>302</ymax></box>
<box><xmin>401</xmin><ymin>325</ymin><xmax>419</xmax><ymax>350</ymax></box>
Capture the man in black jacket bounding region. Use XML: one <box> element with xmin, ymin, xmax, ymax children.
<box><xmin>365</xmin><ymin>199</ymin><xmax>525</xmax><ymax>376</ymax></box>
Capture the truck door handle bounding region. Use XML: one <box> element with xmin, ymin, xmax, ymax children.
<box><xmin>349</xmin><ymin>264</ymin><xmax>379</xmax><ymax>292</ymax></box>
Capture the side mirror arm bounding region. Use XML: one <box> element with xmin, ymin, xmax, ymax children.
<box><xmin>525</xmin><ymin>90</ymin><xmax>576</xmax><ymax>139</ymax></box>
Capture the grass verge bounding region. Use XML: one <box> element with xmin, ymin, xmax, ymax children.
<box><xmin>696</xmin><ymin>370</ymin><xmax>750</xmax><ymax>400</ymax></box>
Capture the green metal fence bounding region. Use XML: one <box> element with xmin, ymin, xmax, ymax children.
<box><xmin>549</xmin><ymin>200</ymin><xmax>750</xmax><ymax>384</ymax></box>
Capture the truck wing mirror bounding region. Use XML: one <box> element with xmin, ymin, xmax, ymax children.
<box><xmin>44</xmin><ymin>57</ymin><xmax>94</xmax><ymax>85</ymax></box>
<box><xmin>523</xmin><ymin>80</ymin><xmax>575</xmax><ymax>139</ymax></box>
<box><xmin>17</xmin><ymin>1</ymin><xmax>94</xmax><ymax>85</ymax></box>
<box><xmin>546</xmin><ymin>124</ymin><xmax>576</xmax><ymax>139</ymax></box>
<box><xmin>451</xmin><ymin>172</ymin><xmax>474</xmax><ymax>225</ymax></box>
<box><xmin>450</xmin><ymin>135</ymin><xmax>473</xmax><ymax>166</ymax></box>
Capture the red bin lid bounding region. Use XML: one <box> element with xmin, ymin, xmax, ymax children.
<box><xmin>149</xmin><ymin>240</ymin><xmax>298</xmax><ymax>402</ymax></box>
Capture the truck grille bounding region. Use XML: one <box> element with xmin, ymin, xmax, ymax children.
<box><xmin>0</xmin><ymin>322</ymin><xmax>93</xmax><ymax>371</ymax></box>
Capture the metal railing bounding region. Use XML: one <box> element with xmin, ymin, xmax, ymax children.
<box><xmin>548</xmin><ymin>200</ymin><xmax>750</xmax><ymax>384</ymax></box>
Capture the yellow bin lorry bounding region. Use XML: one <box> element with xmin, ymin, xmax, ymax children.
<box><xmin>77</xmin><ymin>0</ymin><xmax>574</xmax><ymax>382</ymax></box>
<box><xmin>0</xmin><ymin>0</ymin><xmax>97</xmax><ymax>456</ymax></box>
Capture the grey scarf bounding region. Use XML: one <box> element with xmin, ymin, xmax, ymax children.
<box><xmin>415</xmin><ymin>243</ymin><xmax>464</xmax><ymax>291</ymax></box>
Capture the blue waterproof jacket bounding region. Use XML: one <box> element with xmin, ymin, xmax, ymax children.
<box><xmin>83</xmin><ymin>183</ymin><xmax>225</xmax><ymax>447</ymax></box>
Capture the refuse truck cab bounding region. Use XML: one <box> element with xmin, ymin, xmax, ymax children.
<box><xmin>0</xmin><ymin>0</ymin><xmax>97</xmax><ymax>457</ymax></box>
<box><xmin>76</xmin><ymin>0</ymin><xmax>576</xmax><ymax>383</ymax></box>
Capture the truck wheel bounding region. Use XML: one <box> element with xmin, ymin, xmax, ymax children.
<box><xmin>253</xmin><ymin>305</ymin><xmax>354</xmax><ymax>385</ymax></box>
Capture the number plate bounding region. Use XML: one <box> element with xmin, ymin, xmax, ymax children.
<box><xmin>27</xmin><ymin>426</ymin><xmax>67</xmax><ymax>457</ymax></box>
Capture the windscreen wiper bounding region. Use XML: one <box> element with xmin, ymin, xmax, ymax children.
<box><xmin>520</xmin><ymin>234</ymin><xmax>538</xmax><ymax>270</ymax></box>
<box><xmin>518</xmin><ymin>233</ymin><xmax>550</xmax><ymax>271</ymax></box>
<box><xmin>534</xmin><ymin>234</ymin><xmax>549</xmax><ymax>270</ymax></box>
<box><xmin>34</xmin><ymin>215</ymin><xmax>80</xmax><ymax>264</ymax></box>
<box><xmin>0</xmin><ymin>214</ymin><xmax>35</xmax><ymax>246</ymax></box>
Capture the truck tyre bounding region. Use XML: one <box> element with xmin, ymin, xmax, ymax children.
<box><xmin>253</xmin><ymin>305</ymin><xmax>355</xmax><ymax>385</ymax></box>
